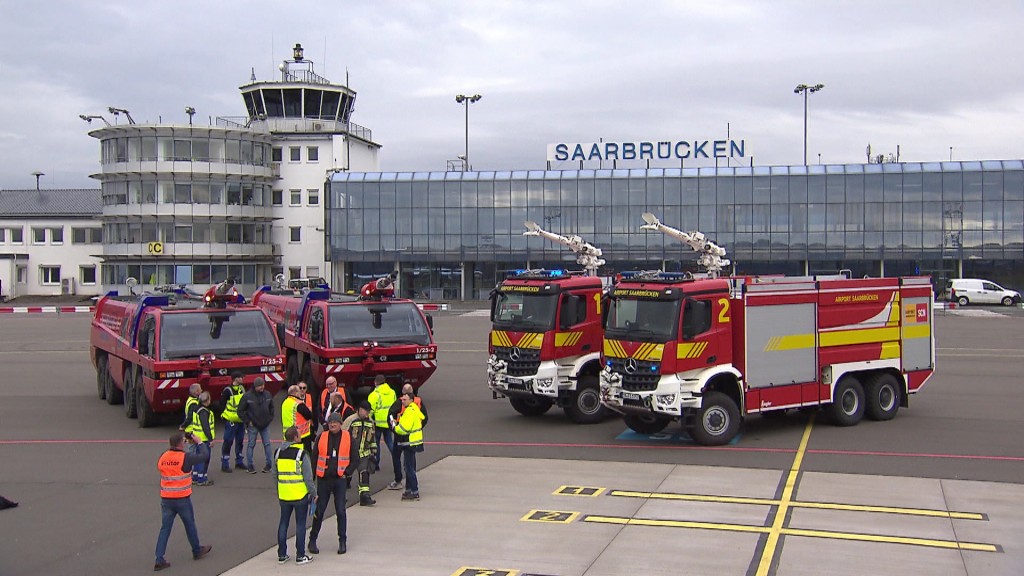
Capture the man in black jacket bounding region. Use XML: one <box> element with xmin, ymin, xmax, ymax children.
<box><xmin>238</xmin><ymin>377</ymin><xmax>275</xmax><ymax>474</ymax></box>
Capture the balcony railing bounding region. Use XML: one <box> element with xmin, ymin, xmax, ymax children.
<box><xmin>215</xmin><ymin>117</ymin><xmax>372</xmax><ymax>141</ymax></box>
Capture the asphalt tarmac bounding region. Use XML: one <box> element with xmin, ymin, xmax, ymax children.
<box><xmin>1</xmin><ymin>307</ymin><xmax>1023</xmax><ymax>576</ymax></box>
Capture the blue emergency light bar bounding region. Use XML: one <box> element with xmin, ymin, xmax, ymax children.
<box><xmin>505</xmin><ymin>268</ymin><xmax>569</xmax><ymax>279</ymax></box>
<box><xmin>619</xmin><ymin>270</ymin><xmax>693</xmax><ymax>281</ymax></box>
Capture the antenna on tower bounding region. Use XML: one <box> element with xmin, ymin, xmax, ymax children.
<box><xmin>250</xmin><ymin>67</ymin><xmax>256</xmax><ymax>82</ymax></box>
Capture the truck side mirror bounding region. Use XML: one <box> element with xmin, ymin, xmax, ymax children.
<box><xmin>425</xmin><ymin>313</ymin><xmax>434</xmax><ymax>332</ymax></box>
<box><xmin>276</xmin><ymin>322</ymin><xmax>286</xmax><ymax>345</ymax></box>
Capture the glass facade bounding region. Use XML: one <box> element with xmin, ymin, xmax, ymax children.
<box><xmin>328</xmin><ymin>161</ymin><xmax>1024</xmax><ymax>299</ymax></box>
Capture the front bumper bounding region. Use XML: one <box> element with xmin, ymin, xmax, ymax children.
<box><xmin>487</xmin><ymin>356</ymin><xmax>560</xmax><ymax>398</ymax></box>
<box><xmin>599</xmin><ymin>367</ymin><xmax>701</xmax><ymax>417</ymax></box>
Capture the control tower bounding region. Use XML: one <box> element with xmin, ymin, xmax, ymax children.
<box><xmin>236</xmin><ymin>43</ymin><xmax>380</xmax><ymax>286</ymax></box>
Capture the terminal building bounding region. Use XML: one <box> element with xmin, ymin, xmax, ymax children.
<box><xmin>326</xmin><ymin>161</ymin><xmax>1024</xmax><ymax>299</ymax></box>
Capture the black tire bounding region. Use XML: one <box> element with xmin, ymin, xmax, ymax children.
<box><xmin>1002</xmin><ymin>296</ymin><xmax>1014</xmax><ymax>307</ymax></box>
<box><xmin>564</xmin><ymin>375</ymin><xmax>607</xmax><ymax>424</ymax></box>
<box><xmin>957</xmin><ymin>296</ymin><xmax>969</xmax><ymax>307</ymax></box>
<box><xmin>623</xmin><ymin>413</ymin><xmax>671</xmax><ymax>435</ymax></box>
<box><xmin>136</xmin><ymin>373</ymin><xmax>157</xmax><ymax>428</ymax></box>
<box><xmin>690</xmin><ymin>391</ymin><xmax>741</xmax><ymax>446</ymax></box>
<box><xmin>864</xmin><ymin>372</ymin><xmax>900</xmax><ymax>421</ymax></box>
<box><xmin>105</xmin><ymin>362</ymin><xmax>123</xmax><ymax>405</ymax></box>
<box><xmin>96</xmin><ymin>356</ymin><xmax>107</xmax><ymax>400</ymax></box>
<box><xmin>509</xmin><ymin>396</ymin><xmax>554</xmax><ymax>417</ymax></box>
<box><xmin>827</xmin><ymin>375</ymin><xmax>865</xmax><ymax>426</ymax></box>
<box><xmin>124</xmin><ymin>369</ymin><xmax>138</xmax><ymax>418</ymax></box>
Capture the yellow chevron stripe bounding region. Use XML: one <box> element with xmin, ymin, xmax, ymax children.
<box><xmin>634</xmin><ymin>343</ymin><xmax>665</xmax><ymax>361</ymax></box>
<box><xmin>764</xmin><ymin>334</ymin><xmax>816</xmax><ymax>352</ymax></box>
<box><xmin>820</xmin><ymin>327</ymin><xmax>900</xmax><ymax>347</ymax></box>
<box><xmin>571</xmin><ymin>332</ymin><xmax>582</xmax><ymax>346</ymax></box>
<box><xmin>603</xmin><ymin>340</ymin><xmax>623</xmax><ymax>359</ymax></box>
<box><xmin>612</xmin><ymin>339</ymin><xmax>627</xmax><ymax>358</ymax></box>
<box><xmin>886</xmin><ymin>292</ymin><xmax>901</xmax><ymax>327</ymax></box>
<box><xmin>516</xmin><ymin>333</ymin><xmax>544</xmax><ymax>349</ymax></box>
<box><xmin>633</xmin><ymin>342</ymin><xmax>652</xmax><ymax>360</ymax></box>
<box><xmin>692</xmin><ymin>341</ymin><xmax>708</xmax><ymax>358</ymax></box>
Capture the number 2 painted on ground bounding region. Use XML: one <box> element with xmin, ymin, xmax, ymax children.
<box><xmin>718</xmin><ymin>298</ymin><xmax>731</xmax><ymax>323</ymax></box>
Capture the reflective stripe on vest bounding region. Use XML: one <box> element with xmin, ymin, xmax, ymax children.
<box><xmin>369</xmin><ymin>384</ymin><xmax>396</xmax><ymax>428</ymax></box>
<box><xmin>158</xmin><ymin>449</ymin><xmax>192</xmax><ymax>498</ymax></box>
<box><xmin>395</xmin><ymin>405</ymin><xmax>424</xmax><ymax>447</ymax></box>
<box><xmin>276</xmin><ymin>444</ymin><xmax>308</xmax><ymax>501</ymax></box>
<box><xmin>221</xmin><ymin>384</ymin><xmax>245</xmax><ymax>423</ymax></box>
<box><xmin>281</xmin><ymin>396</ymin><xmax>310</xmax><ymax>439</ymax></box>
<box><xmin>314</xmin><ymin>430</ymin><xmax>351</xmax><ymax>478</ymax></box>
<box><xmin>183</xmin><ymin>396</ymin><xmax>199</xmax><ymax>434</ymax></box>
<box><xmin>192</xmin><ymin>408</ymin><xmax>215</xmax><ymax>442</ymax></box>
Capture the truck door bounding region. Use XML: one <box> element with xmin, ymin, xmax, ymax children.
<box><xmin>555</xmin><ymin>291</ymin><xmax>594</xmax><ymax>357</ymax></box>
<box><xmin>678</xmin><ymin>295</ymin><xmax>733</xmax><ymax>371</ymax></box>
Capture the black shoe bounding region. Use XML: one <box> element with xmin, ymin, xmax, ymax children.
<box><xmin>247</xmin><ymin>467</ymin><xmax>256</xmax><ymax>474</ymax></box>
<box><xmin>337</xmin><ymin>541</ymin><xmax>347</xmax><ymax>554</ymax></box>
<box><xmin>401</xmin><ymin>491</ymin><xmax>420</xmax><ymax>501</ymax></box>
<box><xmin>262</xmin><ymin>464</ymin><xmax>272</xmax><ymax>473</ymax></box>
<box><xmin>308</xmin><ymin>542</ymin><xmax>319</xmax><ymax>554</ymax></box>
<box><xmin>235</xmin><ymin>462</ymin><xmax>246</xmax><ymax>469</ymax></box>
<box><xmin>221</xmin><ymin>466</ymin><xmax>232</xmax><ymax>473</ymax></box>
<box><xmin>193</xmin><ymin>544</ymin><xmax>212</xmax><ymax>560</ymax></box>
<box><xmin>154</xmin><ymin>560</ymin><xmax>171</xmax><ymax>571</ymax></box>
<box><xmin>359</xmin><ymin>494</ymin><xmax>376</xmax><ymax>506</ymax></box>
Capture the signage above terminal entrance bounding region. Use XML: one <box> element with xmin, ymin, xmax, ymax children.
<box><xmin>547</xmin><ymin>140</ymin><xmax>746</xmax><ymax>163</ymax></box>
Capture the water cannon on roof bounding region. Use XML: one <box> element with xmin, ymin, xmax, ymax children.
<box><xmin>359</xmin><ymin>271</ymin><xmax>398</xmax><ymax>301</ymax></box>
<box><xmin>203</xmin><ymin>278</ymin><xmax>244</xmax><ymax>308</ymax></box>
<box><xmin>640</xmin><ymin>212</ymin><xmax>730</xmax><ymax>278</ymax></box>
<box><xmin>523</xmin><ymin>221</ymin><xmax>605</xmax><ymax>276</ymax></box>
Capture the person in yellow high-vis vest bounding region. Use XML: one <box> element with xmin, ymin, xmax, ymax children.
<box><xmin>392</xmin><ymin>391</ymin><xmax>425</xmax><ymax>501</ymax></box>
<box><xmin>281</xmin><ymin>384</ymin><xmax>314</xmax><ymax>452</ymax></box>
<box><xmin>190</xmin><ymin>392</ymin><xmax>215</xmax><ymax>486</ymax></box>
<box><xmin>367</xmin><ymin>375</ymin><xmax>397</xmax><ymax>480</ymax></box>
<box><xmin>219</xmin><ymin>372</ymin><xmax>246</xmax><ymax>473</ymax></box>
<box><xmin>274</xmin><ymin>426</ymin><xmax>315</xmax><ymax>565</ymax></box>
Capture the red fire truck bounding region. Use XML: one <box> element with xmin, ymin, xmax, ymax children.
<box><xmin>487</xmin><ymin>222</ymin><xmax>610</xmax><ymax>423</ymax></box>
<box><xmin>90</xmin><ymin>280</ymin><xmax>287</xmax><ymax>427</ymax></box>
<box><xmin>599</xmin><ymin>214</ymin><xmax>936</xmax><ymax>445</ymax></box>
<box><xmin>251</xmin><ymin>272</ymin><xmax>437</xmax><ymax>399</ymax></box>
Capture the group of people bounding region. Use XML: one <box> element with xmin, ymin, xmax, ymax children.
<box><xmin>154</xmin><ymin>373</ymin><xmax>427</xmax><ymax>571</ymax></box>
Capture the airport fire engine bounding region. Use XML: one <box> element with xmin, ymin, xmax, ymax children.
<box><xmin>251</xmin><ymin>272</ymin><xmax>437</xmax><ymax>399</ymax></box>
<box><xmin>90</xmin><ymin>279</ymin><xmax>287</xmax><ymax>428</ymax></box>
<box><xmin>487</xmin><ymin>222</ymin><xmax>610</xmax><ymax>423</ymax></box>
<box><xmin>600</xmin><ymin>214</ymin><xmax>936</xmax><ymax>445</ymax></box>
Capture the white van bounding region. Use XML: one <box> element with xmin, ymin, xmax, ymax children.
<box><xmin>946</xmin><ymin>278</ymin><xmax>1021</xmax><ymax>306</ymax></box>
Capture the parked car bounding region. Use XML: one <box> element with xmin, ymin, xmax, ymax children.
<box><xmin>946</xmin><ymin>278</ymin><xmax>1021</xmax><ymax>306</ymax></box>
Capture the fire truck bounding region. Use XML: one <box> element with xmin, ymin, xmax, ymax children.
<box><xmin>251</xmin><ymin>272</ymin><xmax>437</xmax><ymax>399</ymax></box>
<box><xmin>487</xmin><ymin>222</ymin><xmax>611</xmax><ymax>423</ymax></box>
<box><xmin>599</xmin><ymin>213</ymin><xmax>936</xmax><ymax>445</ymax></box>
<box><xmin>90</xmin><ymin>279</ymin><xmax>287</xmax><ymax>428</ymax></box>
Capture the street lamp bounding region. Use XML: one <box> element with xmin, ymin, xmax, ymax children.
<box><xmin>794</xmin><ymin>83</ymin><xmax>824</xmax><ymax>166</ymax></box>
<box><xmin>454</xmin><ymin>94</ymin><xmax>482</xmax><ymax>171</ymax></box>
<box><xmin>32</xmin><ymin>171</ymin><xmax>44</xmax><ymax>191</ymax></box>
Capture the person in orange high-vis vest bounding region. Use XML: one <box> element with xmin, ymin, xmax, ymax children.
<box><xmin>319</xmin><ymin>376</ymin><xmax>352</xmax><ymax>426</ymax></box>
<box><xmin>154</xmin><ymin>432</ymin><xmax>212</xmax><ymax>571</ymax></box>
<box><xmin>307</xmin><ymin>413</ymin><xmax>356</xmax><ymax>555</ymax></box>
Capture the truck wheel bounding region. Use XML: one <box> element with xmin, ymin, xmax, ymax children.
<box><xmin>1002</xmin><ymin>296</ymin><xmax>1015</xmax><ymax>306</ymax></box>
<box><xmin>827</xmin><ymin>375</ymin><xmax>865</xmax><ymax>426</ymax></box>
<box><xmin>124</xmin><ymin>369</ymin><xmax>138</xmax><ymax>419</ymax></box>
<box><xmin>690</xmin><ymin>391</ymin><xmax>741</xmax><ymax>446</ymax></box>
<box><xmin>96</xmin><ymin>356</ymin><xmax>107</xmax><ymax>400</ymax></box>
<box><xmin>136</xmin><ymin>373</ymin><xmax>157</xmax><ymax>428</ymax></box>
<box><xmin>864</xmin><ymin>373</ymin><xmax>900</xmax><ymax>421</ymax></box>
<box><xmin>624</xmin><ymin>414</ymin><xmax>670</xmax><ymax>435</ymax></box>
<box><xmin>957</xmin><ymin>296</ymin><xmax>969</xmax><ymax>307</ymax></box>
<box><xmin>509</xmin><ymin>396</ymin><xmax>553</xmax><ymax>417</ymax></box>
<box><xmin>564</xmin><ymin>376</ymin><xmax>607</xmax><ymax>424</ymax></box>
<box><xmin>105</xmin><ymin>362</ymin><xmax>123</xmax><ymax>405</ymax></box>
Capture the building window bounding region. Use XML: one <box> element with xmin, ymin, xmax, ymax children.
<box><xmin>307</xmin><ymin>146</ymin><xmax>319</xmax><ymax>162</ymax></box>
<box><xmin>49</xmin><ymin>227</ymin><xmax>63</xmax><ymax>245</ymax></box>
<box><xmin>288</xmin><ymin>266</ymin><xmax>302</xmax><ymax>280</ymax></box>
<box><xmin>32</xmin><ymin>227</ymin><xmax>46</xmax><ymax>244</ymax></box>
<box><xmin>272</xmin><ymin>147</ymin><xmax>283</xmax><ymax>162</ymax></box>
<box><xmin>289</xmin><ymin>146</ymin><xmax>301</xmax><ymax>162</ymax></box>
<box><xmin>307</xmin><ymin>189</ymin><xmax>319</xmax><ymax>206</ymax></box>
<box><xmin>80</xmin><ymin>265</ymin><xmax>97</xmax><ymax>285</ymax></box>
<box><xmin>40</xmin><ymin>265</ymin><xmax>61</xmax><ymax>285</ymax></box>
<box><xmin>0</xmin><ymin>228</ymin><xmax>4</xmax><ymax>243</ymax></box>
<box><xmin>9</xmin><ymin>227</ymin><xmax>22</xmax><ymax>244</ymax></box>
<box><xmin>305</xmin><ymin>266</ymin><xmax>320</xmax><ymax>278</ymax></box>
<box><xmin>290</xmin><ymin>189</ymin><xmax>302</xmax><ymax>206</ymax></box>
<box><xmin>289</xmin><ymin>226</ymin><xmax>301</xmax><ymax>243</ymax></box>
<box><xmin>16</xmin><ymin>265</ymin><xmax>27</xmax><ymax>284</ymax></box>
<box><xmin>272</xmin><ymin>189</ymin><xmax>283</xmax><ymax>206</ymax></box>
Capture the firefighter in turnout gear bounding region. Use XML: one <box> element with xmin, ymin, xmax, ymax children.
<box><xmin>308</xmin><ymin>412</ymin><xmax>356</xmax><ymax>555</ymax></box>
<box><xmin>219</xmin><ymin>372</ymin><xmax>246</xmax><ymax>472</ymax></box>
<box><xmin>343</xmin><ymin>400</ymin><xmax>379</xmax><ymax>506</ymax></box>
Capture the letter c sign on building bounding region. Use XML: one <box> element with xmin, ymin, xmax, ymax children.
<box><xmin>147</xmin><ymin>242</ymin><xmax>164</xmax><ymax>255</ymax></box>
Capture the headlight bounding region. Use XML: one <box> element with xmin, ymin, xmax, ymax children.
<box><xmin>656</xmin><ymin>394</ymin><xmax>676</xmax><ymax>406</ymax></box>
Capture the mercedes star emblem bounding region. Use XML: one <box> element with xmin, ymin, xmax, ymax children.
<box><xmin>624</xmin><ymin>358</ymin><xmax>638</xmax><ymax>374</ymax></box>
<box><xmin>509</xmin><ymin>347</ymin><xmax>521</xmax><ymax>361</ymax></box>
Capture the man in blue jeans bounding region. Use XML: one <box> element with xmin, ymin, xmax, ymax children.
<box><xmin>238</xmin><ymin>377</ymin><xmax>275</xmax><ymax>473</ymax></box>
<box><xmin>154</xmin><ymin>432</ymin><xmax>212</xmax><ymax>571</ymax></box>
<box><xmin>275</xmin><ymin>426</ymin><xmax>315</xmax><ymax>565</ymax></box>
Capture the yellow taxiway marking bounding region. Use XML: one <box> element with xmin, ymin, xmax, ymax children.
<box><xmin>607</xmin><ymin>490</ymin><xmax>986</xmax><ymax>520</ymax></box>
<box><xmin>554</xmin><ymin>485</ymin><xmax>605</xmax><ymax>497</ymax></box>
<box><xmin>520</xmin><ymin>510</ymin><xmax>579</xmax><ymax>524</ymax></box>
<box><xmin>581</xmin><ymin>514</ymin><xmax>999</xmax><ymax>552</ymax></box>
<box><xmin>756</xmin><ymin>414</ymin><xmax>814</xmax><ymax>576</ymax></box>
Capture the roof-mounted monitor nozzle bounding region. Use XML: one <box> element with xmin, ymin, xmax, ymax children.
<box><xmin>640</xmin><ymin>212</ymin><xmax>730</xmax><ymax>278</ymax></box>
<box><xmin>523</xmin><ymin>221</ymin><xmax>605</xmax><ymax>276</ymax></box>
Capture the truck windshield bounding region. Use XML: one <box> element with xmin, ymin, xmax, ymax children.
<box><xmin>328</xmin><ymin>302</ymin><xmax>432</xmax><ymax>347</ymax></box>
<box><xmin>491</xmin><ymin>292</ymin><xmax>557</xmax><ymax>331</ymax></box>
<box><xmin>160</xmin><ymin>310</ymin><xmax>280</xmax><ymax>359</ymax></box>
<box><xmin>604</xmin><ymin>298</ymin><xmax>680</xmax><ymax>342</ymax></box>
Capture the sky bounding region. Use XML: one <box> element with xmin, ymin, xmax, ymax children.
<box><xmin>1</xmin><ymin>0</ymin><xmax>1023</xmax><ymax>189</ymax></box>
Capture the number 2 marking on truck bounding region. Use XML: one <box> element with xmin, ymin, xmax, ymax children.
<box><xmin>718</xmin><ymin>298</ymin><xmax>731</xmax><ymax>323</ymax></box>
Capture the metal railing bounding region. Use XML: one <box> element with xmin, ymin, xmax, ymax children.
<box><xmin>215</xmin><ymin>117</ymin><xmax>372</xmax><ymax>140</ymax></box>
